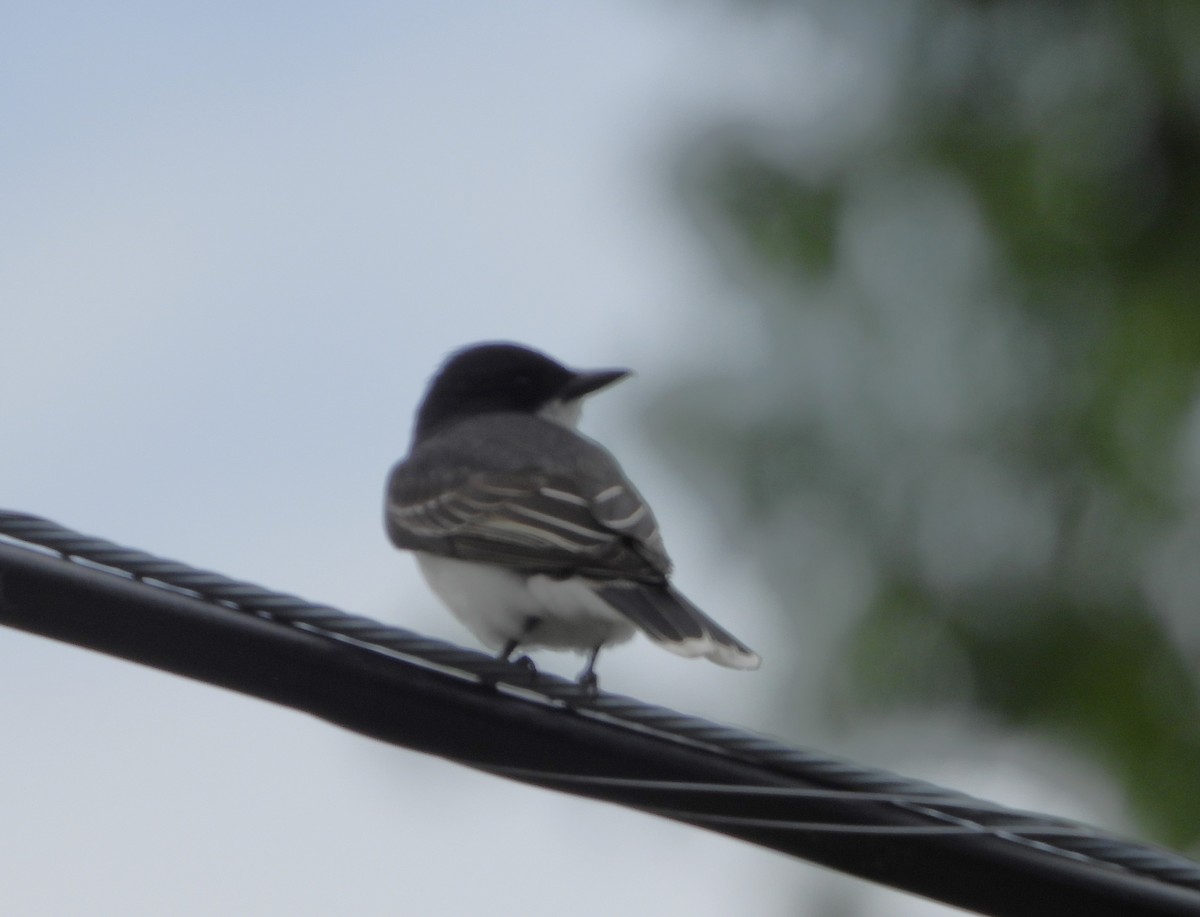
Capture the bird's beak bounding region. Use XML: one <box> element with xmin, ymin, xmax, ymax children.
<box><xmin>560</xmin><ymin>367</ymin><xmax>632</xmax><ymax>401</ymax></box>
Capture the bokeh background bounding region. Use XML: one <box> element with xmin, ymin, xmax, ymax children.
<box><xmin>3</xmin><ymin>2</ymin><xmax>1199</xmax><ymax>915</ymax></box>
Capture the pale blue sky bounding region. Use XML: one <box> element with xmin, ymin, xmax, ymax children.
<box><xmin>0</xmin><ymin>4</ymin><xmax>1102</xmax><ymax>915</ymax></box>
<box><xmin>0</xmin><ymin>3</ymin><xmax>807</xmax><ymax>915</ymax></box>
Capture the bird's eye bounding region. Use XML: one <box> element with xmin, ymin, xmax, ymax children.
<box><xmin>513</xmin><ymin>375</ymin><xmax>533</xmax><ymax>391</ymax></box>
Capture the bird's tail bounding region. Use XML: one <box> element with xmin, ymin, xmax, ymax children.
<box><xmin>594</xmin><ymin>582</ymin><xmax>761</xmax><ymax>670</ymax></box>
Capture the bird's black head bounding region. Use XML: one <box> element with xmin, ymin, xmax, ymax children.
<box><xmin>413</xmin><ymin>342</ymin><xmax>629</xmax><ymax>441</ymax></box>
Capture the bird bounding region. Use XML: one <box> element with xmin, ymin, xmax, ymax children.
<box><xmin>384</xmin><ymin>342</ymin><xmax>760</xmax><ymax>689</ymax></box>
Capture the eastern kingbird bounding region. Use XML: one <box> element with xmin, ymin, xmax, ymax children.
<box><xmin>384</xmin><ymin>342</ymin><xmax>761</xmax><ymax>687</ymax></box>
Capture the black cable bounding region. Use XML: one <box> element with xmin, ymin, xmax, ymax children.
<box><xmin>2</xmin><ymin>510</ymin><xmax>1199</xmax><ymax>916</ymax></box>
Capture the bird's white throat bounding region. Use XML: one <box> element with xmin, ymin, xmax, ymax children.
<box><xmin>538</xmin><ymin>397</ymin><xmax>583</xmax><ymax>429</ymax></box>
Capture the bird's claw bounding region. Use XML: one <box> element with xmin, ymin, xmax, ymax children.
<box><xmin>576</xmin><ymin>670</ymin><xmax>599</xmax><ymax>697</ymax></box>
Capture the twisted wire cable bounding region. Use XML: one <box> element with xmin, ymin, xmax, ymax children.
<box><xmin>2</xmin><ymin>509</ymin><xmax>1199</xmax><ymax>915</ymax></box>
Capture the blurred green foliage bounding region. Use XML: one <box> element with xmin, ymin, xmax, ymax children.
<box><xmin>661</xmin><ymin>1</ymin><xmax>1200</xmax><ymax>848</ymax></box>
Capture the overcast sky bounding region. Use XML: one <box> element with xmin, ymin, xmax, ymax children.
<box><xmin>0</xmin><ymin>3</ymin><xmax>828</xmax><ymax>915</ymax></box>
<box><xmin>4</xmin><ymin>3</ymin><xmax>1116</xmax><ymax>914</ymax></box>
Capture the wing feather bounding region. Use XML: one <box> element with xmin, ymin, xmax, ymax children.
<box><xmin>386</xmin><ymin>465</ymin><xmax>669</xmax><ymax>581</ymax></box>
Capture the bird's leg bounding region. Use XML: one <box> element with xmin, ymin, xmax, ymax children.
<box><xmin>576</xmin><ymin>645</ymin><xmax>602</xmax><ymax>695</ymax></box>
<box><xmin>497</xmin><ymin>617</ymin><xmax>540</xmax><ymax>674</ymax></box>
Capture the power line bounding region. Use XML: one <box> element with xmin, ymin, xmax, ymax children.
<box><xmin>1</xmin><ymin>509</ymin><xmax>1198</xmax><ymax>916</ymax></box>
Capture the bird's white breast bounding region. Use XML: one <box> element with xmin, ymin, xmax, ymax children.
<box><xmin>416</xmin><ymin>553</ymin><xmax>635</xmax><ymax>653</ymax></box>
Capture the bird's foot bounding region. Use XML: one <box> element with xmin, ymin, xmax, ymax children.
<box><xmin>484</xmin><ymin>642</ymin><xmax>538</xmax><ymax>688</ymax></box>
<box><xmin>573</xmin><ymin>644</ymin><xmax>602</xmax><ymax>697</ymax></box>
<box><xmin>512</xmin><ymin>654</ymin><xmax>538</xmax><ymax>674</ymax></box>
<box><xmin>575</xmin><ymin>669</ymin><xmax>599</xmax><ymax>698</ymax></box>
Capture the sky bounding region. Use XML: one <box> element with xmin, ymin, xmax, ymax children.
<box><xmin>0</xmin><ymin>3</ymin><xmax>1118</xmax><ymax>915</ymax></box>
<box><xmin>0</xmin><ymin>3</ymin><xmax>815</xmax><ymax>915</ymax></box>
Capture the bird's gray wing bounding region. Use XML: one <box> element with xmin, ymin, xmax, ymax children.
<box><xmin>386</xmin><ymin>463</ymin><xmax>670</xmax><ymax>582</ymax></box>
